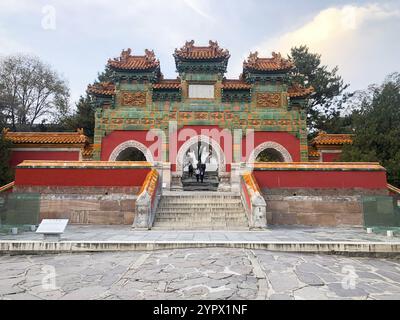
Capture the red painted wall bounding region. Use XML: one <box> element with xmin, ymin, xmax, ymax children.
<box><xmin>242</xmin><ymin>132</ymin><xmax>301</xmax><ymax>162</ymax></box>
<box><xmin>254</xmin><ymin>170</ymin><xmax>387</xmax><ymax>189</ymax></box>
<box><xmin>15</xmin><ymin>167</ymin><xmax>151</xmax><ymax>187</ymax></box>
<box><xmin>10</xmin><ymin>150</ymin><xmax>79</xmax><ymax>168</ymax></box>
<box><xmin>101</xmin><ymin>131</ymin><xmax>160</xmax><ymax>161</ymax></box>
<box><xmin>322</xmin><ymin>152</ymin><xmax>341</xmax><ymax>162</ymax></box>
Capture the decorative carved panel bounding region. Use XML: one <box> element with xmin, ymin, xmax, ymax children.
<box><xmin>120</xmin><ymin>91</ymin><xmax>146</xmax><ymax>107</ymax></box>
<box><xmin>256</xmin><ymin>93</ymin><xmax>281</xmax><ymax>108</ymax></box>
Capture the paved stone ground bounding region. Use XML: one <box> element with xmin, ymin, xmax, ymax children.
<box><xmin>0</xmin><ymin>225</ymin><xmax>398</xmax><ymax>242</ymax></box>
<box><xmin>1</xmin><ymin>248</ymin><xmax>400</xmax><ymax>300</ymax></box>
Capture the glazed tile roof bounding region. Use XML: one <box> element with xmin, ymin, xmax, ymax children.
<box><xmin>288</xmin><ymin>84</ymin><xmax>314</xmax><ymax>98</ymax></box>
<box><xmin>243</xmin><ymin>52</ymin><xmax>294</xmax><ymax>72</ymax></box>
<box><xmin>4</xmin><ymin>129</ymin><xmax>89</xmax><ymax>145</ymax></box>
<box><xmin>222</xmin><ymin>79</ymin><xmax>251</xmax><ymax>90</ymax></box>
<box><xmin>87</xmin><ymin>82</ymin><xmax>116</xmax><ymax>96</ymax></box>
<box><xmin>152</xmin><ymin>79</ymin><xmax>181</xmax><ymax>90</ymax></box>
<box><xmin>174</xmin><ymin>40</ymin><xmax>230</xmax><ymax>61</ymax></box>
<box><xmin>108</xmin><ymin>48</ymin><xmax>160</xmax><ymax>71</ymax></box>
<box><xmin>82</xmin><ymin>144</ymin><xmax>94</xmax><ymax>159</ymax></box>
<box><xmin>308</xmin><ymin>145</ymin><xmax>320</xmax><ymax>158</ymax></box>
<box><xmin>312</xmin><ymin>132</ymin><xmax>354</xmax><ymax>146</ymax></box>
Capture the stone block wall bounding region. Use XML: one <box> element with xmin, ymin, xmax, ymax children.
<box><xmin>262</xmin><ymin>189</ymin><xmax>388</xmax><ymax>227</ymax></box>
<box><xmin>39</xmin><ymin>194</ymin><xmax>137</xmax><ymax>225</ymax></box>
<box><xmin>14</xmin><ymin>186</ymin><xmax>140</xmax><ymax>225</ymax></box>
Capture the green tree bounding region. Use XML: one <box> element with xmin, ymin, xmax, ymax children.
<box><xmin>341</xmin><ymin>73</ymin><xmax>400</xmax><ymax>187</ymax></box>
<box><xmin>0</xmin><ymin>131</ymin><xmax>12</xmax><ymax>186</ymax></box>
<box><xmin>0</xmin><ymin>54</ymin><xmax>70</xmax><ymax>130</ymax></box>
<box><xmin>66</xmin><ymin>95</ymin><xmax>96</xmax><ymax>139</ymax></box>
<box><xmin>289</xmin><ymin>45</ymin><xmax>349</xmax><ymax>134</ymax></box>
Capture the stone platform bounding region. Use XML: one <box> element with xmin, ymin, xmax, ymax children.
<box><xmin>0</xmin><ymin>226</ymin><xmax>399</xmax><ymax>255</ymax></box>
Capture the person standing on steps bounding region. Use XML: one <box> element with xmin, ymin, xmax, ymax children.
<box><xmin>200</xmin><ymin>162</ymin><xmax>206</xmax><ymax>183</ymax></box>
<box><xmin>188</xmin><ymin>162</ymin><xmax>194</xmax><ymax>178</ymax></box>
<box><xmin>195</xmin><ymin>164</ymin><xmax>200</xmax><ymax>182</ymax></box>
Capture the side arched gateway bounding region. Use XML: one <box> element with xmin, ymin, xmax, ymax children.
<box><xmin>109</xmin><ymin>140</ymin><xmax>154</xmax><ymax>163</ymax></box>
<box><xmin>248</xmin><ymin>141</ymin><xmax>293</xmax><ymax>163</ymax></box>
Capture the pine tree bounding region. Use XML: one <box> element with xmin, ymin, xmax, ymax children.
<box><xmin>341</xmin><ymin>73</ymin><xmax>400</xmax><ymax>187</ymax></box>
<box><xmin>289</xmin><ymin>45</ymin><xmax>349</xmax><ymax>134</ymax></box>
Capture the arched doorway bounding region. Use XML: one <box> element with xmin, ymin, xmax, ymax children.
<box><xmin>115</xmin><ymin>147</ymin><xmax>146</xmax><ymax>161</ymax></box>
<box><xmin>256</xmin><ymin>148</ymin><xmax>285</xmax><ymax>162</ymax></box>
<box><xmin>109</xmin><ymin>140</ymin><xmax>154</xmax><ymax>163</ymax></box>
<box><xmin>176</xmin><ymin>135</ymin><xmax>226</xmax><ymax>174</ymax></box>
<box><xmin>176</xmin><ymin>135</ymin><xmax>225</xmax><ymax>191</ymax></box>
<box><xmin>248</xmin><ymin>141</ymin><xmax>293</xmax><ymax>163</ymax></box>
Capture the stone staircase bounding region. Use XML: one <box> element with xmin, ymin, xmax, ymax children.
<box><xmin>181</xmin><ymin>171</ymin><xmax>219</xmax><ymax>191</ymax></box>
<box><xmin>153</xmin><ymin>191</ymin><xmax>249</xmax><ymax>230</ymax></box>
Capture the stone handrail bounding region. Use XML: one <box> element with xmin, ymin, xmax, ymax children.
<box><xmin>240</xmin><ymin>172</ymin><xmax>267</xmax><ymax>229</ymax></box>
<box><xmin>133</xmin><ymin>169</ymin><xmax>161</xmax><ymax>229</ymax></box>
<box><xmin>0</xmin><ymin>181</ymin><xmax>14</xmax><ymax>193</ymax></box>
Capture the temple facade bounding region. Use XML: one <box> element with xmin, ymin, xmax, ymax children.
<box><xmin>87</xmin><ymin>41</ymin><xmax>314</xmax><ymax>189</ymax></box>
<box><xmin>1</xmin><ymin>41</ymin><xmax>393</xmax><ymax>229</ymax></box>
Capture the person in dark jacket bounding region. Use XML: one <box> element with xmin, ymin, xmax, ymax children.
<box><xmin>188</xmin><ymin>163</ymin><xmax>194</xmax><ymax>177</ymax></box>
<box><xmin>195</xmin><ymin>164</ymin><xmax>200</xmax><ymax>182</ymax></box>
<box><xmin>200</xmin><ymin>163</ymin><xmax>206</xmax><ymax>183</ymax></box>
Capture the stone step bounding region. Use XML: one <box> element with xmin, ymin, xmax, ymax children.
<box><xmin>156</xmin><ymin>209</ymin><xmax>246</xmax><ymax>215</ymax></box>
<box><xmin>159</xmin><ymin>202</ymin><xmax>242</xmax><ymax>207</ymax></box>
<box><xmin>160</xmin><ymin>197</ymin><xmax>242</xmax><ymax>201</ymax></box>
<box><xmin>183</xmin><ymin>187</ymin><xmax>218</xmax><ymax>191</ymax></box>
<box><xmin>157</xmin><ymin>211</ymin><xmax>246</xmax><ymax>219</ymax></box>
<box><xmin>157</xmin><ymin>207</ymin><xmax>244</xmax><ymax>215</ymax></box>
<box><xmin>153</xmin><ymin>220</ymin><xmax>248</xmax><ymax>225</ymax></box>
<box><xmin>159</xmin><ymin>202</ymin><xmax>242</xmax><ymax>205</ymax></box>
<box><xmin>151</xmin><ymin>226</ymin><xmax>250</xmax><ymax>231</ymax></box>
<box><xmin>153</xmin><ymin>191</ymin><xmax>248</xmax><ymax>230</ymax></box>
<box><xmin>154</xmin><ymin>220</ymin><xmax>248</xmax><ymax>225</ymax></box>
<box><xmin>162</xmin><ymin>191</ymin><xmax>239</xmax><ymax>196</ymax></box>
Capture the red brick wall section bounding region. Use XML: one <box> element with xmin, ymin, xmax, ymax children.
<box><xmin>254</xmin><ymin>170</ymin><xmax>387</xmax><ymax>189</ymax></box>
<box><xmin>15</xmin><ymin>167</ymin><xmax>151</xmax><ymax>187</ymax></box>
<box><xmin>322</xmin><ymin>152</ymin><xmax>341</xmax><ymax>162</ymax></box>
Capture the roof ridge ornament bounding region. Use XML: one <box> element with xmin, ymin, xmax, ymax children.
<box><xmin>144</xmin><ymin>49</ymin><xmax>157</xmax><ymax>63</ymax></box>
<box><xmin>120</xmin><ymin>48</ymin><xmax>131</xmax><ymax>62</ymax></box>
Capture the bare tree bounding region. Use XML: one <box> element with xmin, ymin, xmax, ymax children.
<box><xmin>0</xmin><ymin>54</ymin><xmax>70</xmax><ymax>130</ymax></box>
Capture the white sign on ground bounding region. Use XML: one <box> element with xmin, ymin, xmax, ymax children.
<box><xmin>36</xmin><ymin>219</ymin><xmax>69</xmax><ymax>240</ymax></box>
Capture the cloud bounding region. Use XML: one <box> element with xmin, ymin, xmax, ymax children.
<box><xmin>248</xmin><ymin>3</ymin><xmax>400</xmax><ymax>90</ymax></box>
<box><xmin>0</xmin><ymin>27</ymin><xmax>31</xmax><ymax>56</ymax></box>
<box><xmin>182</xmin><ymin>0</ymin><xmax>214</xmax><ymax>21</ymax></box>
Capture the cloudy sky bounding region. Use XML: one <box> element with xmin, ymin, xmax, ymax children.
<box><xmin>0</xmin><ymin>0</ymin><xmax>399</xmax><ymax>104</ymax></box>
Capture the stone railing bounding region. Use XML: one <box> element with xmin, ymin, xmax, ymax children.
<box><xmin>133</xmin><ymin>169</ymin><xmax>162</xmax><ymax>229</ymax></box>
<box><xmin>240</xmin><ymin>172</ymin><xmax>267</xmax><ymax>229</ymax></box>
<box><xmin>0</xmin><ymin>181</ymin><xmax>14</xmax><ymax>193</ymax></box>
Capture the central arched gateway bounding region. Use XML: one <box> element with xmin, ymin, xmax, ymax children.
<box><xmin>176</xmin><ymin>135</ymin><xmax>226</xmax><ymax>175</ymax></box>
